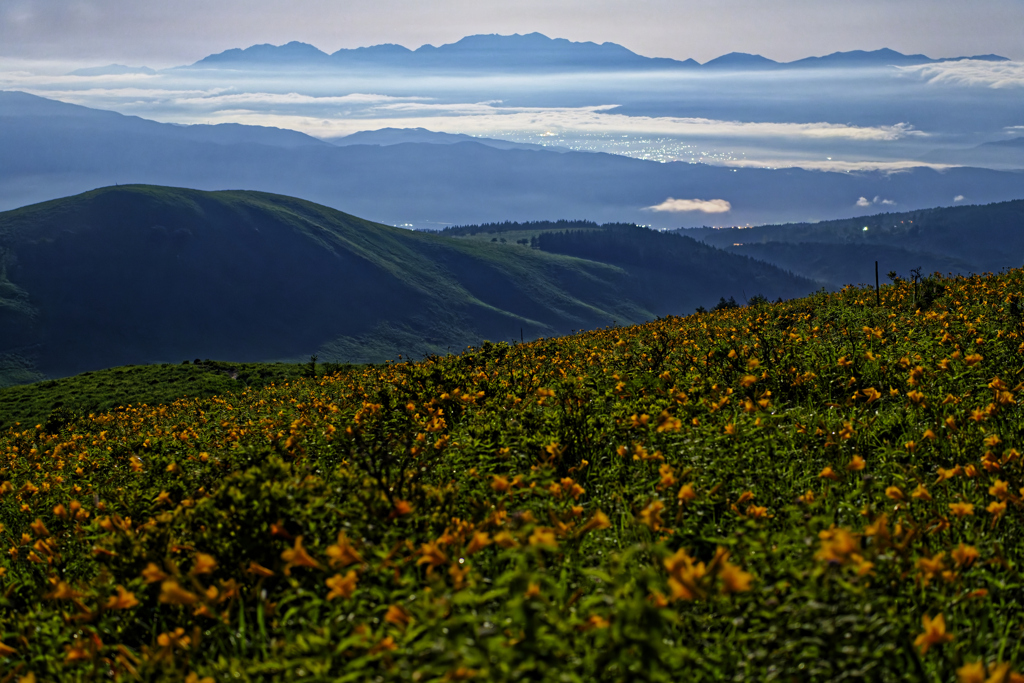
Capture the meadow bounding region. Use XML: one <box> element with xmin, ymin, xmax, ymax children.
<box><xmin>1</xmin><ymin>270</ymin><xmax>1023</xmax><ymax>681</ymax></box>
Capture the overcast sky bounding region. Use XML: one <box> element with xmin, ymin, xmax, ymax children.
<box><xmin>2</xmin><ymin>0</ymin><xmax>1022</xmax><ymax>66</ymax></box>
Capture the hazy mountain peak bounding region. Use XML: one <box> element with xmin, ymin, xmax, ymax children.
<box><xmin>701</xmin><ymin>52</ymin><xmax>779</xmax><ymax>68</ymax></box>
<box><xmin>788</xmin><ymin>48</ymin><xmax>935</xmax><ymax>67</ymax></box>
<box><xmin>193</xmin><ymin>41</ymin><xmax>329</xmax><ymax>66</ymax></box>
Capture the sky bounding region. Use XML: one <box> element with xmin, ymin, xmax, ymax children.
<box><xmin>2</xmin><ymin>0</ymin><xmax>1023</xmax><ymax>66</ymax></box>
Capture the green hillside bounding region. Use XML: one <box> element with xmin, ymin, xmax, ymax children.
<box><xmin>0</xmin><ymin>185</ymin><xmax>814</xmax><ymax>387</ymax></box>
<box><xmin>684</xmin><ymin>200</ymin><xmax>1024</xmax><ymax>288</ymax></box>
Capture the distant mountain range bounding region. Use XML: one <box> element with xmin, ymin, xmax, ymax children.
<box><xmin>66</xmin><ymin>34</ymin><xmax>1008</xmax><ymax>75</ymax></box>
<box><xmin>185</xmin><ymin>34</ymin><xmax>1007</xmax><ymax>72</ymax></box>
<box><xmin>3</xmin><ymin>91</ymin><xmax>1024</xmax><ymax>229</ymax></box>
<box><xmin>0</xmin><ymin>185</ymin><xmax>813</xmax><ymax>385</ymax></box>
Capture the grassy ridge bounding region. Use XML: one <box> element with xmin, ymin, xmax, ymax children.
<box><xmin>1</xmin><ymin>271</ymin><xmax>1023</xmax><ymax>680</ymax></box>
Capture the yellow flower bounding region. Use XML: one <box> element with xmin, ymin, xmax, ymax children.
<box><xmin>417</xmin><ymin>541</ymin><xmax>448</xmax><ymax>569</ymax></box>
<box><xmin>951</xmin><ymin>543</ymin><xmax>980</xmax><ymax>567</ymax></box>
<box><xmin>326</xmin><ymin>532</ymin><xmax>364</xmax><ymax>568</ymax></box>
<box><xmin>885</xmin><ymin>486</ymin><xmax>905</xmax><ymax>501</ymax></box>
<box><xmin>956</xmin><ymin>661</ymin><xmax>986</xmax><ymax>683</ymax></box>
<box><xmin>493</xmin><ymin>531</ymin><xmax>518</xmax><ymax>548</ymax></box>
<box><xmin>677</xmin><ymin>483</ymin><xmax>697</xmax><ymax>503</ymax></box>
<box><xmin>579</xmin><ymin>510</ymin><xmax>611</xmax><ymax>535</ymax></box>
<box><xmin>949</xmin><ymin>502</ymin><xmax>975</xmax><ymax>518</ymax></box>
<box><xmin>664</xmin><ymin>548</ymin><xmax>707</xmax><ymax>601</ymax></box>
<box><xmin>914</xmin><ymin>613</ymin><xmax>954</xmax><ymax>654</ymax></box>
<box><xmin>105</xmin><ymin>585</ymin><xmax>139</xmax><ymax>610</ymax></box>
<box><xmin>917</xmin><ymin>552</ymin><xmax>946</xmax><ymax>583</ymax></box>
<box><xmin>524</xmin><ymin>582</ymin><xmax>541</xmax><ymax>599</ymax></box>
<box><xmin>0</xmin><ymin>641</ymin><xmax>18</xmax><ymax>657</ymax></box>
<box><xmin>325</xmin><ymin>571</ymin><xmax>358</xmax><ymax>600</ymax></box>
<box><xmin>190</xmin><ymin>553</ymin><xmax>217</xmax><ymax>575</ymax></box>
<box><xmin>816</xmin><ymin>527</ymin><xmax>859</xmax><ymax>564</ymax></box>
<box><xmin>391</xmin><ymin>500</ymin><xmax>414</xmax><ymax>517</ymax></box>
<box><xmin>989</xmin><ymin>479</ymin><xmax>1010</xmax><ymax>500</ymax></box>
<box><xmin>281</xmin><ymin>536</ymin><xmax>322</xmax><ymax>574</ymax></box>
<box><xmin>819</xmin><ymin>466</ymin><xmax>840</xmax><ymax>481</ymax></box>
<box><xmin>912</xmin><ymin>484</ymin><xmax>932</xmax><ymax>501</ymax></box>
<box><xmin>846</xmin><ymin>455</ymin><xmax>866</xmax><ymax>471</ymax></box>
<box><xmin>640</xmin><ymin>500</ymin><xmax>665</xmax><ymax>531</ymax></box>
<box><xmin>369</xmin><ymin>636</ymin><xmax>397</xmax><ymax>654</ymax></box>
<box><xmin>657</xmin><ymin>464</ymin><xmax>676</xmax><ymax>489</ymax></box>
<box><xmin>159</xmin><ymin>580</ymin><xmax>199</xmax><ymax>605</ymax></box>
<box><xmin>987</xmin><ymin>500</ymin><xmax>1007</xmax><ymax>520</ymax></box>
<box><xmin>466</xmin><ymin>531</ymin><xmax>491</xmax><ymax>555</ymax></box>
<box><xmin>718</xmin><ymin>560</ymin><xmax>754</xmax><ymax>594</ymax></box>
<box><xmin>449</xmin><ymin>562</ymin><xmax>471</xmax><ymax>589</ymax></box>
<box><xmin>528</xmin><ymin>527</ymin><xmax>558</xmax><ymax>549</ymax></box>
<box><xmin>384</xmin><ymin>604</ymin><xmax>411</xmax><ymax>629</ymax></box>
<box><xmin>246</xmin><ymin>561</ymin><xmax>275</xmax><ymax>578</ymax></box>
<box><xmin>45</xmin><ymin>581</ymin><xmax>82</xmax><ymax>601</ymax></box>
<box><xmin>142</xmin><ymin>562</ymin><xmax>168</xmax><ymax>584</ymax></box>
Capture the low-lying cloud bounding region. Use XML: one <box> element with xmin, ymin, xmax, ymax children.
<box><xmin>716</xmin><ymin>158</ymin><xmax>954</xmax><ymax>173</ymax></box>
<box><xmin>856</xmin><ymin>196</ymin><xmax>896</xmax><ymax>207</ymax></box>
<box><xmin>901</xmin><ymin>59</ymin><xmax>1024</xmax><ymax>89</ymax></box>
<box><xmin>645</xmin><ymin>198</ymin><xmax>732</xmax><ymax>213</ymax></box>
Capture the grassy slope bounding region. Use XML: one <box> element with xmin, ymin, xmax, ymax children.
<box><xmin>0</xmin><ymin>185</ymin><xmax>814</xmax><ymax>386</ymax></box>
<box><xmin>1</xmin><ymin>270</ymin><xmax>1023</xmax><ymax>680</ymax></box>
<box><xmin>0</xmin><ymin>360</ymin><xmax>359</xmax><ymax>430</ymax></box>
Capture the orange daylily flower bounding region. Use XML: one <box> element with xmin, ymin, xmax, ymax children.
<box><xmin>105</xmin><ymin>585</ymin><xmax>139</xmax><ymax>610</ymax></box>
<box><xmin>281</xmin><ymin>536</ymin><xmax>322</xmax><ymax>574</ymax></box>
<box><xmin>325</xmin><ymin>571</ymin><xmax>358</xmax><ymax>600</ymax></box>
<box><xmin>915</xmin><ymin>613</ymin><xmax>954</xmax><ymax>654</ymax></box>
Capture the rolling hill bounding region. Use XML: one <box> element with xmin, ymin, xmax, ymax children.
<box><xmin>0</xmin><ymin>185</ymin><xmax>815</xmax><ymax>386</ymax></box>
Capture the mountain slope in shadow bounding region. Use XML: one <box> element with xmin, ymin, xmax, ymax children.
<box><xmin>0</xmin><ymin>185</ymin><xmax>815</xmax><ymax>385</ymax></box>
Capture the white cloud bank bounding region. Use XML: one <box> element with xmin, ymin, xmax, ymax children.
<box><xmin>901</xmin><ymin>59</ymin><xmax>1024</xmax><ymax>89</ymax></box>
<box><xmin>171</xmin><ymin>106</ymin><xmax>923</xmax><ymax>141</ymax></box>
<box><xmin>645</xmin><ymin>198</ymin><xmax>732</xmax><ymax>213</ymax></box>
<box><xmin>716</xmin><ymin>158</ymin><xmax>954</xmax><ymax>172</ymax></box>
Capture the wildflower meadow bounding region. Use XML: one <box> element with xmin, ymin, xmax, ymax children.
<box><xmin>2</xmin><ymin>270</ymin><xmax>1023</xmax><ymax>681</ymax></box>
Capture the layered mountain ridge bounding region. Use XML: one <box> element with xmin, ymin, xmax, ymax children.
<box><xmin>70</xmin><ymin>33</ymin><xmax>1006</xmax><ymax>73</ymax></box>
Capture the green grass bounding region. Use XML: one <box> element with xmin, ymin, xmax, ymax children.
<box><xmin>0</xmin><ymin>360</ymin><xmax>358</xmax><ymax>430</ymax></box>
